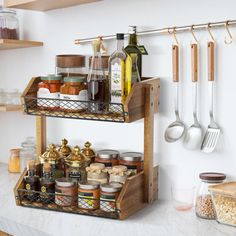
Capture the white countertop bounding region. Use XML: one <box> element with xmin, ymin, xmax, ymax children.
<box><xmin>0</xmin><ymin>163</ymin><xmax>235</xmax><ymax>236</ymax></box>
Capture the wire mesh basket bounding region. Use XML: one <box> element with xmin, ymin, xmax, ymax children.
<box><xmin>24</xmin><ymin>96</ymin><xmax>126</xmax><ymax>123</ymax></box>
<box><xmin>17</xmin><ymin>188</ymin><xmax>120</xmax><ymax>219</ymax></box>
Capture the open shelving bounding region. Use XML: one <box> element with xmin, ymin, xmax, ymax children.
<box><xmin>0</xmin><ymin>39</ymin><xmax>43</xmax><ymax>50</ymax></box>
<box><xmin>14</xmin><ymin>76</ymin><xmax>160</xmax><ymax>219</ymax></box>
<box><xmin>4</xmin><ymin>0</ymin><xmax>102</xmax><ymax>11</ymax></box>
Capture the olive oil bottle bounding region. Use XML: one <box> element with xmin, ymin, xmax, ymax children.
<box><xmin>109</xmin><ymin>33</ymin><xmax>131</xmax><ymax>103</ymax></box>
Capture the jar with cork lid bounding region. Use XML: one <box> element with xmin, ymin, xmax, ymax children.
<box><xmin>195</xmin><ymin>172</ymin><xmax>226</xmax><ymax>219</ymax></box>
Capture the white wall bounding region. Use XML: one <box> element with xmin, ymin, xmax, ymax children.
<box><xmin>0</xmin><ymin>0</ymin><xmax>236</xmax><ymax>200</ymax></box>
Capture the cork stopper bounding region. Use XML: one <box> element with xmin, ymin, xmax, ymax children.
<box><xmin>43</xmin><ymin>162</ymin><xmax>51</xmax><ymax>173</ymax></box>
<box><xmin>27</xmin><ymin>160</ymin><xmax>35</xmax><ymax>171</ymax></box>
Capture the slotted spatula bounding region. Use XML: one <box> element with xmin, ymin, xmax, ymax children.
<box><xmin>201</xmin><ymin>41</ymin><xmax>221</xmax><ymax>153</ymax></box>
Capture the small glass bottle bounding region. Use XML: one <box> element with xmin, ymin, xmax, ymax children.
<box><xmin>195</xmin><ymin>172</ymin><xmax>226</xmax><ymax>219</ymax></box>
<box><xmin>24</xmin><ymin>160</ymin><xmax>40</xmax><ymax>201</ymax></box>
<box><xmin>39</xmin><ymin>162</ymin><xmax>55</xmax><ymax>204</ymax></box>
<box><xmin>87</xmin><ymin>39</ymin><xmax>108</xmax><ymax>113</ymax></box>
<box><xmin>8</xmin><ymin>148</ymin><xmax>21</xmax><ymax>173</ymax></box>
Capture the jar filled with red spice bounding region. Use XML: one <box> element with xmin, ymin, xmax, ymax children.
<box><xmin>60</xmin><ymin>76</ymin><xmax>87</xmax><ymax>111</ymax></box>
<box><xmin>95</xmin><ymin>150</ymin><xmax>119</xmax><ymax>167</ymax></box>
<box><xmin>37</xmin><ymin>74</ymin><xmax>62</xmax><ymax>109</ymax></box>
<box><xmin>119</xmin><ymin>152</ymin><xmax>143</xmax><ymax>175</ymax></box>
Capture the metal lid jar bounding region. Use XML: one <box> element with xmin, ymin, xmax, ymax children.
<box><xmin>95</xmin><ymin>149</ymin><xmax>119</xmax><ymax>167</ymax></box>
<box><xmin>0</xmin><ymin>8</ymin><xmax>19</xmax><ymax>39</ymax></box>
<box><xmin>86</xmin><ymin>163</ymin><xmax>108</xmax><ymax>184</ymax></box>
<box><xmin>119</xmin><ymin>152</ymin><xmax>143</xmax><ymax>175</ymax></box>
<box><xmin>195</xmin><ymin>172</ymin><xmax>226</xmax><ymax>219</ymax></box>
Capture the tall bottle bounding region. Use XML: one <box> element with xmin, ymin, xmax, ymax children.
<box><xmin>124</xmin><ymin>26</ymin><xmax>142</xmax><ymax>90</ymax></box>
<box><xmin>109</xmin><ymin>33</ymin><xmax>131</xmax><ymax>104</ymax></box>
<box><xmin>24</xmin><ymin>160</ymin><xmax>40</xmax><ymax>201</ymax></box>
<box><xmin>39</xmin><ymin>162</ymin><xmax>55</xmax><ymax>204</ymax></box>
<box><xmin>87</xmin><ymin>39</ymin><xmax>108</xmax><ymax>113</ymax></box>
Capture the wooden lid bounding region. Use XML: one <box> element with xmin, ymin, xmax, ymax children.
<box><xmin>209</xmin><ymin>182</ymin><xmax>236</xmax><ymax>197</ymax></box>
<box><xmin>199</xmin><ymin>172</ymin><xmax>226</xmax><ymax>182</ymax></box>
<box><xmin>56</xmin><ymin>54</ymin><xmax>85</xmax><ymax>68</ymax></box>
<box><xmin>89</xmin><ymin>56</ymin><xmax>109</xmax><ymax>69</ymax></box>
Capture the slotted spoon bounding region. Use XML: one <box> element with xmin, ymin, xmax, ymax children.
<box><xmin>201</xmin><ymin>41</ymin><xmax>221</xmax><ymax>153</ymax></box>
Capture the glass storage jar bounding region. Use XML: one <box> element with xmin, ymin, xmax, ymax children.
<box><xmin>95</xmin><ymin>149</ymin><xmax>119</xmax><ymax>167</ymax></box>
<box><xmin>0</xmin><ymin>8</ymin><xmax>19</xmax><ymax>39</ymax></box>
<box><xmin>195</xmin><ymin>172</ymin><xmax>226</xmax><ymax>219</ymax></box>
<box><xmin>86</xmin><ymin>163</ymin><xmax>108</xmax><ymax>184</ymax></box>
<box><xmin>60</xmin><ymin>76</ymin><xmax>87</xmax><ymax>111</ymax></box>
<box><xmin>56</xmin><ymin>55</ymin><xmax>86</xmax><ymax>77</ymax></box>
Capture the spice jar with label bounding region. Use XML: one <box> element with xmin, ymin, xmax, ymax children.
<box><xmin>55</xmin><ymin>178</ymin><xmax>78</xmax><ymax>207</ymax></box>
<box><xmin>78</xmin><ymin>181</ymin><xmax>100</xmax><ymax>210</ymax></box>
<box><xmin>95</xmin><ymin>150</ymin><xmax>119</xmax><ymax>167</ymax></box>
<box><xmin>65</xmin><ymin>146</ymin><xmax>86</xmax><ymax>183</ymax></box>
<box><xmin>81</xmin><ymin>141</ymin><xmax>96</xmax><ymax>164</ymax></box>
<box><xmin>195</xmin><ymin>172</ymin><xmax>226</xmax><ymax>219</ymax></box>
<box><xmin>100</xmin><ymin>182</ymin><xmax>122</xmax><ymax>212</ymax></box>
<box><xmin>56</xmin><ymin>55</ymin><xmax>86</xmax><ymax>77</ymax></box>
<box><xmin>108</xmin><ymin>165</ymin><xmax>131</xmax><ymax>184</ymax></box>
<box><xmin>24</xmin><ymin>160</ymin><xmax>40</xmax><ymax>201</ymax></box>
<box><xmin>60</xmin><ymin>76</ymin><xmax>87</xmax><ymax>111</ymax></box>
<box><xmin>39</xmin><ymin>144</ymin><xmax>64</xmax><ymax>179</ymax></box>
<box><xmin>119</xmin><ymin>152</ymin><xmax>143</xmax><ymax>175</ymax></box>
<box><xmin>39</xmin><ymin>163</ymin><xmax>55</xmax><ymax>204</ymax></box>
<box><xmin>86</xmin><ymin>163</ymin><xmax>108</xmax><ymax>184</ymax></box>
<box><xmin>37</xmin><ymin>74</ymin><xmax>62</xmax><ymax>109</ymax></box>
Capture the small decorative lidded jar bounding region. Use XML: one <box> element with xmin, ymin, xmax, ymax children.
<box><xmin>86</xmin><ymin>163</ymin><xmax>108</xmax><ymax>184</ymax></box>
<box><xmin>119</xmin><ymin>152</ymin><xmax>143</xmax><ymax>175</ymax></box>
<box><xmin>39</xmin><ymin>144</ymin><xmax>64</xmax><ymax>179</ymax></box>
<box><xmin>108</xmin><ymin>165</ymin><xmax>131</xmax><ymax>184</ymax></box>
<box><xmin>195</xmin><ymin>172</ymin><xmax>226</xmax><ymax>219</ymax></box>
<box><xmin>81</xmin><ymin>141</ymin><xmax>96</xmax><ymax>164</ymax></box>
<box><xmin>95</xmin><ymin>150</ymin><xmax>119</xmax><ymax>167</ymax></box>
<box><xmin>65</xmin><ymin>146</ymin><xmax>86</xmax><ymax>183</ymax></box>
<box><xmin>58</xmin><ymin>138</ymin><xmax>72</xmax><ymax>158</ymax></box>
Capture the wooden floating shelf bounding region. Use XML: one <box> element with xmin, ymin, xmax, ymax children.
<box><xmin>0</xmin><ymin>105</ymin><xmax>22</xmax><ymax>112</ymax></box>
<box><xmin>4</xmin><ymin>0</ymin><xmax>102</xmax><ymax>11</ymax></box>
<box><xmin>0</xmin><ymin>39</ymin><xmax>43</xmax><ymax>50</ymax></box>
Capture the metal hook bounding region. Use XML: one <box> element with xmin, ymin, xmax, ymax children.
<box><xmin>190</xmin><ymin>25</ymin><xmax>198</xmax><ymax>44</ymax></box>
<box><xmin>207</xmin><ymin>23</ymin><xmax>215</xmax><ymax>42</ymax></box>
<box><xmin>168</xmin><ymin>27</ymin><xmax>179</xmax><ymax>45</ymax></box>
<box><xmin>224</xmin><ymin>21</ymin><xmax>233</xmax><ymax>45</ymax></box>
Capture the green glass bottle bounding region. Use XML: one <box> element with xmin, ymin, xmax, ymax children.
<box><xmin>124</xmin><ymin>26</ymin><xmax>142</xmax><ymax>85</ymax></box>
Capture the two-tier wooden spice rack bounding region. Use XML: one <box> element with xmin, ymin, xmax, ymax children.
<box><xmin>14</xmin><ymin>76</ymin><xmax>160</xmax><ymax>220</ymax></box>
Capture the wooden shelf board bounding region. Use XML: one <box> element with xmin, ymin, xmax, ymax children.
<box><xmin>0</xmin><ymin>105</ymin><xmax>22</xmax><ymax>112</ymax></box>
<box><xmin>4</xmin><ymin>0</ymin><xmax>102</xmax><ymax>11</ymax></box>
<box><xmin>0</xmin><ymin>39</ymin><xmax>43</xmax><ymax>50</ymax></box>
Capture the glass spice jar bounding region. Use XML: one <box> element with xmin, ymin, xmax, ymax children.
<box><xmin>78</xmin><ymin>181</ymin><xmax>100</xmax><ymax>210</ymax></box>
<box><xmin>60</xmin><ymin>76</ymin><xmax>87</xmax><ymax>111</ymax></box>
<box><xmin>37</xmin><ymin>74</ymin><xmax>62</xmax><ymax>109</ymax></box>
<box><xmin>65</xmin><ymin>146</ymin><xmax>86</xmax><ymax>183</ymax></box>
<box><xmin>81</xmin><ymin>141</ymin><xmax>96</xmax><ymax>164</ymax></box>
<box><xmin>195</xmin><ymin>172</ymin><xmax>226</xmax><ymax>219</ymax></box>
<box><xmin>95</xmin><ymin>149</ymin><xmax>119</xmax><ymax>167</ymax></box>
<box><xmin>39</xmin><ymin>144</ymin><xmax>64</xmax><ymax>179</ymax></box>
<box><xmin>55</xmin><ymin>178</ymin><xmax>78</xmax><ymax>207</ymax></box>
<box><xmin>0</xmin><ymin>8</ymin><xmax>19</xmax><ymax>39</ymax></box>
<box><xmin>108</xmin><ymin>165</ymin><xmax>131</xmax><ymax>184</ymax></box>
<box><xmin>8</xmin><ymin>148</ymin><xmax>21</xmax><ymax>173</ymax></box>
<box><xmin>86</xmin><ymin>163</ymin><xmax>108</xmax><ymax>184</ymax></box>
<box><xmin>119</xmin><ymin>152</ymin><xmax>143</xmax><ymax>175</ymax></box>
<box><xmin>100</xmin><ymin>182</ymin><xmax>122</xmax><ymax>212</ymax></box>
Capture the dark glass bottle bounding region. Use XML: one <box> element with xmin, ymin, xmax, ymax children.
<box><xmin>124</xmin><ymin>26</ymin><xmax>142</xmax><ymax>84</ymax></box>
<box><xmin>24</xmin><ymin>160</ymin><xmax>40</xmax><ymax>201</ymax></box>
<box><xmin>39</xmin><ymin>162</ymin><xmax>55</xmax><ymax>204</ymax></box>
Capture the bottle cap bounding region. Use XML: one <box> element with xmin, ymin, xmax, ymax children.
<box><xmin>43</xmin><ymin>162</ymin><xmax>51</xmax><ymax>172</ymax></box>
<box><xmin>117</xmin><ymin>33</ymin><xmax>124</xmax><ymax>40</ymax></box>
<box><xmin>27</xmin><ymin>160</ymin><xmax>36</xmax><ymax>170</ymax></box>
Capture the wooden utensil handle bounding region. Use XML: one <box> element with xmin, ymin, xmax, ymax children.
<box><xmin>191</xmin><ymin>43</ymin><xmax>198</xmax><ymax>82</ymax></box>
<box><xmin>172</xmin><ymin>45</ymin><xmax>179</xmax><ymax>83</ymax></box>
<box><xmin>208</xmin><ymin>41</ymin><xmax>215</xmax><ymax>82</ymax></box>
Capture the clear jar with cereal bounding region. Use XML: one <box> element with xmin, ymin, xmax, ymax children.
<box><xmin>195</xmin><ymin>172</ymin><xmax>226</xmax><ymax>219</ymax></box>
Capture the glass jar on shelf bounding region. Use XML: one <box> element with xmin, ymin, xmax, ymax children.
<box><xmin>20</xmin><ymin>137</ymin><xmax>36</xmax><ymax>173</ymax></box>
<box><xmin>0</xmin><ymin>8</ymin><xmax>19</xmax><ymax>39</ymax></box>
<box><xmin>195</xmin><ymin>172</ymin><xmax>226</xmax><ymax>219</ymax></box>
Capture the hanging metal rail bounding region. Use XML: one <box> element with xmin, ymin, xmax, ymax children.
<box><xmin>74</xmin><ymin>20</ymin><xmax>236</xmax><ymax>44</ymax></box>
